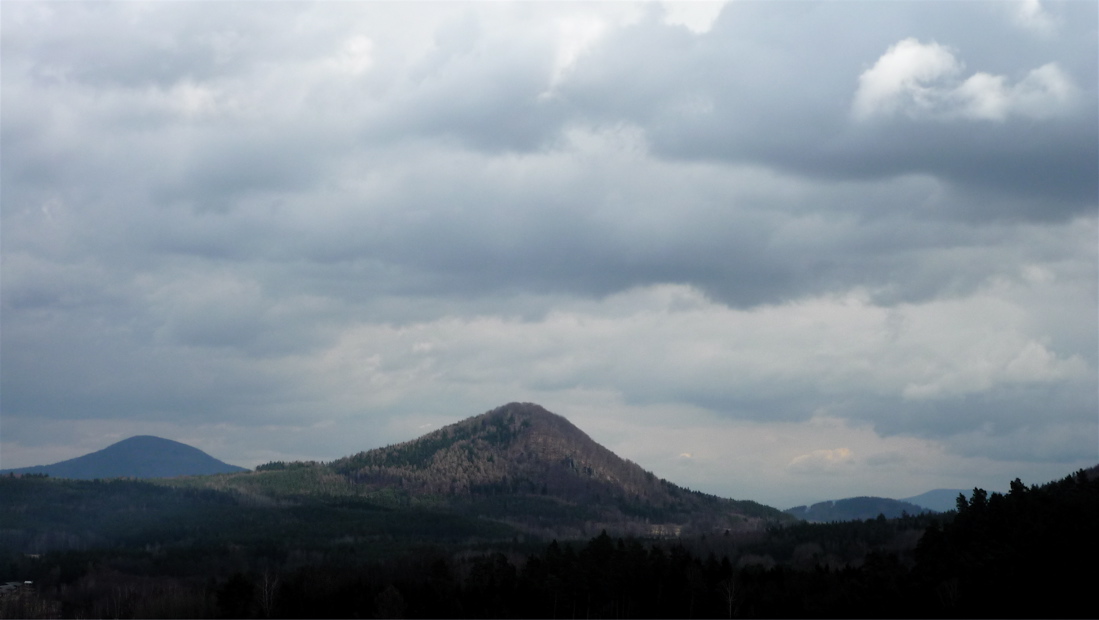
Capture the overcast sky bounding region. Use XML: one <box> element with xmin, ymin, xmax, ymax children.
<box><xmin>2</xmin><ymin>0</ymin><xmax>1096</xmax><ymax>509</ymax></box>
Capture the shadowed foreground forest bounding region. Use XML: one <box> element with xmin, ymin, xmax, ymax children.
<box><xmin>1</xmin><ymin>469</ymin><xmax>1096</xmax><ymax>618</ymax></box>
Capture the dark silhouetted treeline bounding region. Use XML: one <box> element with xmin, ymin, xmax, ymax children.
<box><xmin>2</xmin><ymin>469</ymin><xmax>1095</xmax><ymax>618</ymax></box>
<box><xmin>911</xmin><ymin>469</ymin><xmax>1098</xmax><ymax>617</ymax></box>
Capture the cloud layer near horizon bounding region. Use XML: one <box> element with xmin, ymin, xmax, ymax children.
<box><xmin>2</xmin><ymin>1</ymin><xmax>1095</xmax><ymax>507</ymax></box>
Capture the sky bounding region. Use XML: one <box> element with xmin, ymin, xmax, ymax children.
<box><xmin>1</xmin><ymin>0</ymin><xmax>1096</xmax><ymax>509</ymax></box>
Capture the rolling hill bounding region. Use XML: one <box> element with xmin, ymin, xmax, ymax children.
<box><xmin>1</xmin><ymin>435</ymin><xmax>248</xmax><ymax>479</ymax></box>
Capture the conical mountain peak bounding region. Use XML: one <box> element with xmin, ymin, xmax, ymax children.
<box><xmin>333</xmin><ymin>402</ymin><xmax>633</xmax><ymax>494</ymax></box>
<box><xmin>331</xmin><ymin>403</ymin><xmax>786</xmax><ymax>534</ymax></box>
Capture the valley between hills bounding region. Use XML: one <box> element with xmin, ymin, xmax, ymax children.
<box><xmin>2</xmin><ymin>402</ymin><xmax>1096</xmax><ymax>618</ymax></box>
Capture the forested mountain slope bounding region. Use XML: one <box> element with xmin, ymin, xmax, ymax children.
<box><xmin>327</xmin><ymin>402</ymin><xmax>788</xmax><ymax>536</ymax></box>
<box><xmin>333</xmin><ymin>402</ymin><xmax>676</xmax><ymax>500</ymax></box>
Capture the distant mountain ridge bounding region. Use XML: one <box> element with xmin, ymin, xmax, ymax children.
<box><xmin>784</xmin><ymin>489</ymin><xmax>972</xmax><ymax>522</ymax></box>
<box><xmin>785</xmin><ymin>496</ymin><xmax>934</xmax><ymax>522</ymax></box>
<box><xmin>326</xmin><ymin>402</ymin><xmax>789</xmax><ymax>536</ymax></box>
<box><xmin>900</xmin><ymin>488</ymin><xmax>968</xmax><ymax>513</ymax></box>
<box><xmin>1</xmin><ymin>435</ymin><xmax>247</xmax><ymax>479</ymax></box>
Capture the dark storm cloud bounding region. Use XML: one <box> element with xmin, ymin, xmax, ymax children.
<box><xmin>0</xmin><ymin>306</ymin><xmax>302</xmax><ymax>423</ymax></box>
<box><xmin>558</xmin><ymin>1</ymin><xmax>1098</xmax><ymax>217</ymax></box>
<box><xmin>154</xmin><ymin>128</ymin><xmax>336</xmax><ymax>211</ymax></box>
<box><xmin>7</xmin><ymin>1</ymin><xmax>338</xmax><ymax>88</ymax></box>
<box><xmin>371</xmin><ymin>18</ymin><xmax>569</xmax><ymax>152</ymax></box>
<box><xmin>843</xmin><ymin>383</ymin><xmax>1098</xmax><ymax>463</ymax></box>
<box><xmin>240</xmin><ymin>151</ymin><xmax>1076</xmax><ymax>310</ymax></box>
<box><xmin>2</xmin><ymin>0</ymin><xmax>1092</xmax><ymax>314</ymax></box>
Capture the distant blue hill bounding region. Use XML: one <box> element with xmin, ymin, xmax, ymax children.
<box><xmin>900</xmin><ymin>488</ymin><xmax>967</xmax><ymax>513</ymax></box>
<box><xmin>1</xmin><ymin>436</ymin><xmax>248</xmax><ymax>479</ymax></box>
<box><xmin>785</xmin><ymin>496</ymin><xmax>934</xmax><ymax>522</ymax></box>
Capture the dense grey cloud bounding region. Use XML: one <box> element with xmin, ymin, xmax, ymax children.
<box><xmin>2</xmin><ymin>1</ymin><xmax>1095</xmax><ymax>508</ymax></box>
<box><xmin>560</xmin><ymin>1</ymin><xmax>1097</xmax><ymax>213</ymax></box>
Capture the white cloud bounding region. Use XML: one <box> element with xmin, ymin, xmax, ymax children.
<box><xmin>851</xmin><ymin>38</ymin><xmax>962</xmax><ymax>121</ymax></box>
<box><xmin>291</xmin><ymin>275</ymin><xmax>1092</xmax><ymax>438</ymax></box>
<box><xmin>166</xmin><ymin>81</ymin><xmax>223</xmax><ymax>118</ymax></box>
<box><xmin>543</xmin><ymin>4</ymin><xmax>646</xmax><ymax>95</ymax></box>
<box><xmin>328</xmin><ymin>35</ymin><xmax>374</xmax><ymax>76</ymax></box>
<box><xmin>548</xmin><ymin>16</ymin><xmax>606</xmax><ymax>90</ymax></box>
<box><xmin>852</xmin><ymin>38</ymin><xmax>1077</xmax><ymax>122</ymax></box>
<box><xmin>1002</xmin><ymin>63</ymin><xmax>1077</xmax><ymax>118</ymax></box>
<box><xmin>787</xmin><ymin>448</ymin><xmax>854</xmax><ymax>473</ymax></box>
<box><xmin>661</xmin><ymin>1</ymin><xmax>726</xmax><ymax>34</ymax></box>
<box><xmin>1011</xmin><ymin>0</ymin><xmax>1058</xmax><ymax>36</ymax></box>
